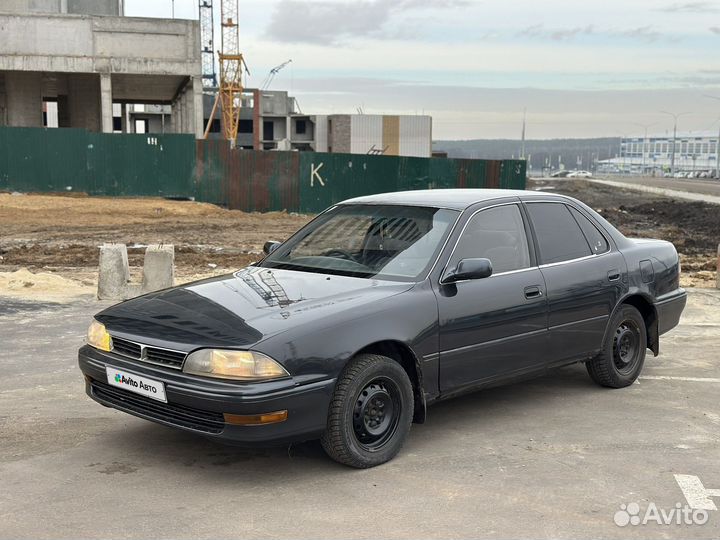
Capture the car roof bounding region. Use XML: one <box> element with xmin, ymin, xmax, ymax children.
<box><xmin>340</xmin><ymin>189</ymin><xmax>565</xmax><ymax>210</ymax></box>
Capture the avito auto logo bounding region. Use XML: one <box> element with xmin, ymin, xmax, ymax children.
<box><xmin>115</xmin><ymin>373</ymin><xmax>139</xmax><ymax>387</ymax></box>
<box><xmin>114</xmin><ymin>372</ymin><xmax>159</xmax><ymax>395</ymax></box>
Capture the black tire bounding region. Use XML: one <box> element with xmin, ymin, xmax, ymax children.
<box><xmin>587</xmin><ymin>304</ymin><xmax>647</xmax><ymax>388</ymax></box>
<box><xmin>321</xmin><ymin>353</ymin><xmax>414</xmax><ymax>468</ymax></box>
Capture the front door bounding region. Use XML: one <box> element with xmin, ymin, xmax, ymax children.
<box><xmin>435</xmin><ymin>203</ymin><xmax>549</xmax><ymax>392</ymax></box>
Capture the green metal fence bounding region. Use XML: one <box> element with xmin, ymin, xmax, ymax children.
<box><xmin>0</xmin><ymin>127</ymin><xmax>196</xmax><ymax>197</ymax></box>
<box><xmin>0</xmin><ymin>127</ymin><xmax>526</xmax><ymax>213</ymax></box>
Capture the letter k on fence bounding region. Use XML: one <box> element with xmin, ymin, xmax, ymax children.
<box><xmin>675</xmin><ymin>474</ymin><xmax>720</xmax><ymax>511</ymax></box>
<box><xmin>311</xmin><ymin>163</ymin><xmax>325</xmax><ymax>187</ymax></box>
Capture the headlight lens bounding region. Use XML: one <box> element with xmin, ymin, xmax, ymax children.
<box><xmin>87</xmin><ymin>319</ymin><xmax>112</xmax><ymax>352</ymax></box>
<box><xmin>183</xmin><ymin>349</ymin><xmax>289</xmax><ymax>381</ymax></box>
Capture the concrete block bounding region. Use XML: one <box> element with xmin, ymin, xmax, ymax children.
<box><xmin>142</xmin><ymin>244</ymin><xmax>174</xmax><ymax>294</ymax></box>
<box><xmin>97</xmin><ymin>243</ymin><xmax>129</xmax><ymax>300</ymax></box>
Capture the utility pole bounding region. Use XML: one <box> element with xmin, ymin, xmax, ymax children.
<box><xmin>660</xmin><ymin>111</ymin><xmax>691</xmax><ymax>175</ymax></box>
<box><xmin>704</xmin><ymin>95</ymin><xmax>720</xmax><ymax>179</ymax></box>
<box><xmin>520</xmin><ymin>107</ymin><xmax>527</xmax><ymax>160</ymax></box>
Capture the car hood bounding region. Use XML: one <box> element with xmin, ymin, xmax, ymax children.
<box><xmin>96</xmin><ymin>267</ymin><xmax>414</xmax><ymax>351</ymax></box>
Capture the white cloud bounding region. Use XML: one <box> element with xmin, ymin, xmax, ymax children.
<box><xmin>264</xmin><ymin>0</ymin><xmax>471</xmax><ymax>44</ymax></box>
<box><xmin>659</xmin><ymin>1</ymin><xmax>719</xmax><ymax>12</ymax></box>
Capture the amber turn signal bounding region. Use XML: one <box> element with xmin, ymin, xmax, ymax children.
<box><xmin>223</xmin><ymin>410</ymin><xmax>288</xmax><ymax>426</ymax></box>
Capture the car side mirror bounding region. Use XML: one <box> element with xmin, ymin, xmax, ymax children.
<box><xmin>263</xmin><ymin>241</ymin><xmax>281</xmax><ymax>255</ymax></box>
<box><xmin>442</xmin><ymin>258</ymin><xmax>493</xmax><ymax>284</ymax></box>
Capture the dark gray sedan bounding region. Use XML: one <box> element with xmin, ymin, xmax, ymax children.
<box><xmin>79</xmin><ymin>189</ymin><xmax>686</xmax><ymax>467</ymax></box>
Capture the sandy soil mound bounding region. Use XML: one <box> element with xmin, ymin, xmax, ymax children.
<box><xmin>0</xmin><ymin>268</ymin><xmax>94</xmax><ymax>302</ymax></box>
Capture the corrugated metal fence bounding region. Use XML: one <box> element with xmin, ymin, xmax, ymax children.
<box><xmin>0</xmin><ymin>127</ymin><xmax>526</xmax><ymax>213</ymax></box>
<box><xmin>0</xmin><ymin>127</ymin><xmax>196</xmax><ymax>197</ymax></box>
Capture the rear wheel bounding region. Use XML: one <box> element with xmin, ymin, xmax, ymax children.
<box><xmin>587</xmin><ymin>304</ymin><xmax>647</xmax><ymax>388</ymax></box>
<box><xmin>321</xmin><ymin>354</ymin><xmax>413</xmax><ymax>468</ymax></box>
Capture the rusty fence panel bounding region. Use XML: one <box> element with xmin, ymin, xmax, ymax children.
<box><xmin>0</xmin><ymin>127</ymin><xmax>526</xmax><ymax>212</ymax></box>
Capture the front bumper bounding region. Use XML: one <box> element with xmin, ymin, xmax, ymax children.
<box><xmin>655</xmin><ymin>288</ymin><xmax>687</xmax><ymax>336</ymax></box>
<box><xmin>78</xmin><ymin>345</ymin><xmax>335</xmax><ymax>445</ymax></box>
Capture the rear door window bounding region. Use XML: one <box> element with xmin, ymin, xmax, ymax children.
<box><xmin>526</xmin><ymin>202</ymin><xmax>592</xmax><ymax>264</ymax></box>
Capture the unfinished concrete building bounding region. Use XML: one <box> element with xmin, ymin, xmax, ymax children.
<box><xmin>0</xmin><ymin>0</ymin><xmax>203</xmax><ymax>137</ymax></box>
<box><xmin>204</xmin><ymin>89</ymin><xmax>315</xmax><ymax>151</ymax></box>
<box><xmin>203</xmin><ymin>90</ymin><xmax>432</xmax><ymax>157</ymax></box>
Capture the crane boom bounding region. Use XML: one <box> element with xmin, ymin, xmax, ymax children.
<box><xmin>261</xmin><ymin>59</ymin><xmax>292</xmax><ymax>91</ymax></box>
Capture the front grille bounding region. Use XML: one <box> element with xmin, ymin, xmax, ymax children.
<box><xmin>145</xmin><ymin>347</ymin><xmax>186</xmax><ymax>368</ymax></box>
<box><xmin>90</xmin><ymin>379</ymin><xmax>225</xmax><ymax>434</ymax></box>
<box><xmin>110</xmin><ymin>336</ymin><xmax>186</xmax><ymax>369</ymax></box>
<box><xmin>111</xmin><ymin>337</ymin><xmax>141</xmax><ymax>358</ymax></box>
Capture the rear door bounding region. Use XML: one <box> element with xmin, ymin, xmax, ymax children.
<box><xmin>435</xmin><ymin>202</ymin><xmax>549</xmax><ymax>392</ymax></box>
<box><xmin>523</xmin><ymin>201</ymin><xmax>627</xmax><ymax>365</ymax></box>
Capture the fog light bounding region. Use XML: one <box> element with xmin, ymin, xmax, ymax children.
<box><xmin>223</xmin><ymin>410</ymin><xmax>288</xmax><ymax>426</ymax></box>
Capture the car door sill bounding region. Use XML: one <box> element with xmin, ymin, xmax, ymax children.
<box><xmin>437</xmin><ymin>365</ymin><xmax>547</xmax><ymax>401</ymax></box>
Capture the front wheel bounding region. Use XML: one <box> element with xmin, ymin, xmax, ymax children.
<box><xmin>321</xmin><ymin>354</ymin><xmax>413</xmax><ymax>468</ymax></box>
<box><xmin>587</xmin><ymin>304</ymin><xmax>647</xmax><ymax>388</ymax></box>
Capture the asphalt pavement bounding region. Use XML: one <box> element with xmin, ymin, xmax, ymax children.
<box><xmin>1</xmin><ymin>290</ymin><xmax>719</xmax><ymax>539</ymax></box>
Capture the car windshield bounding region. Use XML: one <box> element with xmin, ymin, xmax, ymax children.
<box><xmin>260</xmin><ymin>204</ymin><xmax>459</xmax><ymax>281</ymax></box>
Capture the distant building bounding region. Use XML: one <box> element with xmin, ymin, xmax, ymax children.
<box><xmin>598</xmin><ymin>133</ymin><xmax>719</xmax><ymax>173</ymax></box>
<box><xmin>203</xmin><ymin>90</ymin><xmax>433</xmax><ymax>157</ymax></box>
<box><xmin>315</xmin><ymin>114</ymin><xmax>432</xmax><ymax>158</ymax></box>
<box><xmin>0</xmin><ymin>0</ymin><xmax>203</xmax><ymax>137</ymax></box>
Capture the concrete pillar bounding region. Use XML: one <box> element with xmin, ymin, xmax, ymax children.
<box><xmin>97</xmin><ymin>244</ymin><xmax>130</xmax><ymax>301</ymax></box>
<box><xmin>173</xmin><ymin>96</ymin><xmax>183</xmax><ymax>134</ymax></box>
<box><xmin>286</xmin><ymin>115</ymin><xmax>292</xmax><ymax>147</ymax></box>
<box><xmin>67</xmin><ymin>74</ymin><xmax>101</xmax><ymax>131</ymax></box>
<box><xmin>253</xmin><ymin>89</ymin><xmax>261</xmax><ymax>150</ymax></box>
<box><xmin>100</xmin><ymin>73</ymin><xmax>113</xmax><ymax>134</ymax></box>
<box><xmin>179</xmin><ymin>94</ymin><xmax>185</xmax><ymax>134</ymax></box>
<box><xmin>192</xmin><ymin>76</ymin><xmax>204</xmax><ymax>139</ymax></box>
<box><xmin>120</xmin><ymin>103</ymin><xmax>127</xmax><ymax>133</ymax></box>
<box><xmin>182</xmin><ymin>91</ymin><xmax>189</xmax><ymax>134</ymax></box>
<box><xmin>5</xmin><ymin>72</ymin><xmax>43</xmax><ymax>127</ymax></box>
<box><xmin>142</xmin><ymin>244</ymin><xmax>174</xmax><ymax>293</ymax></box>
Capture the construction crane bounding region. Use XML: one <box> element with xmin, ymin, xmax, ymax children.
<box><xmin>198</xmin><ymin>0</ymin><xmax>217</xmax><ymax>88</ymax></box>
<box><xmin>203</xmin><ymin>0</ymin><xmax>248</xmax><ymax>146</ymax></box>
<box><xmin>260</xmin><ymin>59</ymin><xmax>292</xmax><ymax>91</ymax></box>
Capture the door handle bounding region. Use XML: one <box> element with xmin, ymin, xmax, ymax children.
<box><xmin>607</xmin><ymin>269</ymin><xmax>621</xmax><ymax>282</ymax></box>
<box><xmin>524</xmin><ymin>286</ymin><xmax>543</xmax><ymax>299</ymax></box>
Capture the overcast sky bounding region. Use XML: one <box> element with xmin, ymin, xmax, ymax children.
<box><xmin>124</xmin><ymin>0</ymin><xmax>720</xmax><ymax>140</ymax></box>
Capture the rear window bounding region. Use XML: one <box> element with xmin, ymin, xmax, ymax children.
<box><xmin>526</xmin><ymin>202</ymin><xmax>591</xmax><ymax>264</ymax></box>
<box><xmin>569</xmin><ymin>207</ymin><xmax>610</xmax><ymax>255</ymax></box>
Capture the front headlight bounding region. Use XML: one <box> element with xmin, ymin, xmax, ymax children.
<box><xmin>87</xmin><ymin>319</ymin><xmax>112</xmax><ymax>352</ymax></box>
<box><xmin>183</xmin><ymin>349</ymin><xmax>289</xmax><ymax>381</ymax></box>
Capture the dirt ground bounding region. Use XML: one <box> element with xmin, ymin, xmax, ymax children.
<box><xmin>0</xmin><ymin>180</ymin><xmax>717</xmax><ymax>294</ymax></box>
<box><xmin>0</xmin><ymin>193</ymin><xmax>312</xmax><ymax>291</ymax></box>
<box><xmin>528</xmin><ymin>178</ymin><xmax>719</xmax><ymax>287</ymax></box>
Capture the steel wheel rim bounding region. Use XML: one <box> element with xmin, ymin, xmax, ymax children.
<box><xmin>613</xmin><ymin>319</ymin><xmax>641</xmax><ymax>374</ymax></box>
<box><xmin>352</xmin><ymin>377</ymin><xmax>402</xmax><ymax>451</ymax></box>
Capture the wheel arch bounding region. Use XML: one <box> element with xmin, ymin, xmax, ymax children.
<box><xmin>613</xmin><ymin>293</ymin><xmax>659</xmax><ymax>356</ymax></box>
<box><xmin>355</xmin><ymin>340</ymin><xmax>427</xmax><ymax>424</ymax></box>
